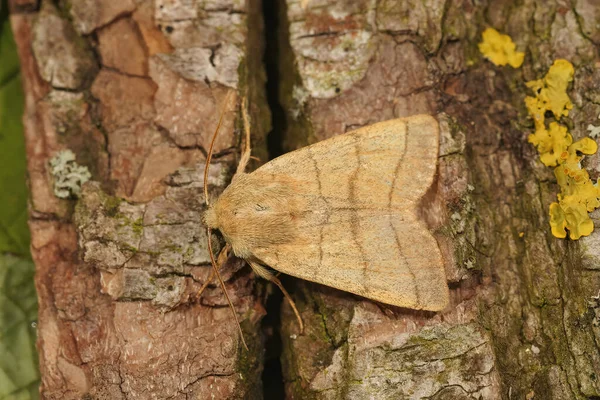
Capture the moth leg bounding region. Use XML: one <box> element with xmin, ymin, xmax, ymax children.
<box><xmin>197</xmin><ymin>244</ymin><xmax>231</xmax><ymax>300</ymax></box>
<box><xmin>235</xmin><ymin>97</ymin><xmax>252</xmax><ymax>176</ymax></box>
<box><xmin>249</xmin><ymin>261</ymin><xmax>304</xmax><ymax>334</ymax></box>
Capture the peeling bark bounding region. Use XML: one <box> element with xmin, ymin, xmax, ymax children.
<box><xmin>9</xmin><ymin>0</ymin><xmax>600</xmax><ymax>399</ymax></box>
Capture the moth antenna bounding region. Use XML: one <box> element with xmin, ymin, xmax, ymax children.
<box><xmin>202</xmin><ymin>92</ymin><xmax>247</xmax><ymax>350</ymax></box>
<box><xmin>235</xmin><ymin>96</ymin><xmax>252</xmax><ymax>176</ymax></box>
<box><xmin>204</xmin><ymin>91</ymin><xmax>234</xmax><ymax>207</ymax></box>
<box><xmin>196</xmin><ymin>244</ymin><xmax>230</xmax><ymax>299</ymax></box>
<box><xmin>207</xmin><ymin>227</ymin><xmax>249</xmax><ymax>351</ymax></box>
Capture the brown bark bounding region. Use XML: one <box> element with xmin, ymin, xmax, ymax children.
<box><xmin>276</xmin><ymin>1</ymin><xmax>600</xmax><ymax>399</ymax></box>
<box><xmin>11</xmin><ymin>0</ymin><xmax>268</xmax><ymax>398</ymax></box>
<box><xmin>9</xmin><ymin>0</ymin><xmax>600</xmax><ymax>399</ymax></box>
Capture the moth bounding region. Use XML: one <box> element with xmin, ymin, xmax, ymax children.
<box><xmin>201</xmin><ymin>98</ymin><xmax>449</xmax><ymax>349</ymax></box>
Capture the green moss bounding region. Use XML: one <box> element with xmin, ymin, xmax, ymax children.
<box><xmin>234</xmin><ymin>316</ymin><xmax>263</xmax><ymax>397</ymax></box>
<box><xmin>119</xmin><ymin>243</ymin><xmax>138</xmax><ymax>254</ymax></box>
<box><xmin>103</xmin><ymin>195</ymin><xmax>122</xmax><ymax>218</ymax></box>
<box><xmin>465</xmin><ymin>42</ymin><xmax>483</xmax><ymax>67</ymax></box>
<box><xmin>279</xmin><ymin>283</ymin><xmax>356</xmax><ymax>399</ymax></box>
<box><xmin>131</xmin><ymin>218</ymin><xmax>144</xmax><ymax>236</ymax></box>
<box><xmin>54</xmin><ymin>0</ymin><xmax>74</xmax><ymax>22</ymax></box>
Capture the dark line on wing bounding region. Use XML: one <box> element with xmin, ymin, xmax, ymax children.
<box><xmin>295</xmin><ymin>205</ymin><xmax>395</xmax><ymax>213</ymax></box>
<box><xmin>389</xmin><ymin>220</ymin><xmax>420</xmax><ymax>308</ymax></box>
<box><xmin>308</xmin><ymin>147</ymin><xmax>328</xmax><ymax>281</ymax></box>
<box><xmin>348</xmin><ymin>135</ymin><xmax>370</xmax><ymax>295</ymax></box>
<box><xmin>389</xmin><ymin>121</ymin><xmax>410</xmax><ymax>207</ymax></box>
<box><xmin>389</xmin><ymin>121</ymin><xmax>420</xmax><ymax>307</ymax></box>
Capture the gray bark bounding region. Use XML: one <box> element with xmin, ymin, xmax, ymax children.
<box><xmin>277</xmin><ymin>1</ymin><xmax>600</xmax><ymax>399</ymax></box>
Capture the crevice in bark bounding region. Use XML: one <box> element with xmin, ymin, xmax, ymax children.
<box><xmin>261</xmin><ymin>281</ymin><xmax>285</xmax><ymax>399</ymax></box>
<box><xmin>261</xmin><ymin>0</ymin><xmax>286</xmax><ymax>398</ymax></box>
<box><xmin>263</xmin><ymin>0</ymin><xmax>285</xmax><ymax>159</ymax></box>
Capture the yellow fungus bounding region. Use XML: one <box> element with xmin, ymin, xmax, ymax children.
<box><xmin>549</xmin><ymin>202</ymin><xmax>568</xmax><ymax>239</ymax></box>
<box><xmin>528</xmin><ymin>122</ymin><xmax>572</xmax><ymax>167</ymax></box>
<box><xmin>549</xmin><ymin>202</ymin><xmax>594</xmax><ymax>240</ymax></box>
<box><xmin>478</xmin><ymin>28</ymin><xmax>525</xmax><ymax>68</ymax></box>
<box><xmin>568</xmin><ymin>136</ymin><xmax>597</xmax><ymax>155</ymax></box>
<box><xmin>525</xmin><ymin>59</ymin><xmax>574</xmax><ymax>120</ymax></box>
<box><xmin>526</xmin><ymin>59</ymin><xmax>600</xmax><ymax>240</ymax></box>
<box><xmin>525</xmin><ymin>96</ymin><xmax>547</xmax><ymax>131</ymax></box>
<box><xmin>555</xmin><ymin>167</ymin><xmax>600</xmax><ymax>212</ymax></box>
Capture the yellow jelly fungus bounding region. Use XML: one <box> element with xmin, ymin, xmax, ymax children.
<box><xmin>478</xmin><ymin>28</ymin><xmax>525</xmax><ymax>68</ymax></box>
<box><xmin>526</xmin><ymin>59</ymin><xmax>600</xmax><ymax>240</ymax></box>
<box><xmin>549</xmin><ymin>202</ymin><xmax>593</xmax><ymax>240</ymax></box>
<box><xmin>528</xmin><ymin>122</ymin><xmax>572</xmax><ymax>167</ymax></box>
<box><xmin>560</xmin><ymin>136</ymin><xmax>598</xmax><ymax>172</ymax></box>
<box><xmin>525</xmin><ymin>59</ymin><xmax>574</xmax><ymax>120</ymax></box>
<box><xmin>525</xmin><ymin>96</ymin><xmax>547</xmax><ymax>131</ymax></box>
<box><xmin>549</xmin><ymin>202</ymin><xmax>568</xmax><ymax>238</ymax></box>
<box><xmin>555</xmin><ymin>167</ymin><xmax>600</xmax><ymax>212</ymax></box>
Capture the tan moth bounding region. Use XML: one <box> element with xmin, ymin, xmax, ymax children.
<box><xmin>201</xmin><ymin>96</ymin><xmax>449</xmax><ymax>349</ymax></box>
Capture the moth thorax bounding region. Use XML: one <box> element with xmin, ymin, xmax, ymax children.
<box><xmin>203</xmin><ymin>207</ymin><xmax>219</xmax><ymax>229</ymax></box>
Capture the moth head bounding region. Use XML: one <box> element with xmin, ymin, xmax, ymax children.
<box><xmin>203</xmin><ymin>206</ymin><xmax>219</xmax><ymax>229</ymax></box>
<box><xmin>202</xmin><ymin>174</ymin><xmax>296</xmax><ymax>258</ymax></box>
<box><xmin>202</xmin><ymin>175</ymin><xmax>257</xmax><ymax>248</ymax></box>
<box><xmin>204</xmin><ymin>187</ymin><xmax>258</xmax><ymax>238</ymax></box>
<box><xmin>202</xmin><ymin>189</ymin><xmax>257</xmax><ymax>259</ymax></box>
<box><xmin>203</xmin><ymin>174</ymin><xmax>246</xmax><ymax>232</ymax></box>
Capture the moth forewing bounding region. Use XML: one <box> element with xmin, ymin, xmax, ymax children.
<box><xmin>207</xmin><ymin>115</ymin><xmax>449</xmax><ymax>312</ymax></box>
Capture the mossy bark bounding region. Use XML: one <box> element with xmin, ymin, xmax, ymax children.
<box><xmin>9</xmin><ymin>0</ymin><xmax>600</xmax><ymax>399</ymax></box>
<box><xmin>10</xmin><ymin>0</ymin><xmax>268</xmax><ymax>398</ymax></box>
<box><xmin>277</xmin><ymin>1</ymin><xmax>600</xmax><ymax>399</ymax></box>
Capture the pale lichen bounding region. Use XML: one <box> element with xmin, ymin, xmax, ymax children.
<box><xmin>49</xmin><ymin>149</ymin><xmax>91</xmax><ymax>198</ymax></box>
<box><xmin>290</xmin><ymin>85</ymin><xmax>309</xmax><ymax>119</ymax></box>
<box><xmin>587</xmin><ymin>115</ymin><xmax>600</xmax><ymax>139</ymax></box>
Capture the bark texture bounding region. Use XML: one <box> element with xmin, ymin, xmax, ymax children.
<box><xmin>9</xmin><ymin>0</ymin><xmax>600</xmax><ymax>399</ymax></box>
<box><xmin>11</xmin><ymin>0</ymin><xmax>269</xmax><ymax>398</ymax></box>
<box><xmin>275</xmin><ymin>1</ymin><xmax>600</xmax><ymax>399</ymax></box>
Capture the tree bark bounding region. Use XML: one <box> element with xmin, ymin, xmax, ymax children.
<box><xmin>275</xmin><ymin>1</ymin><xmax>600</xmax><ymax>399</ymax></box>
<box><xmin>11</xmin><ymin>0</ymin><xmax>269</xmax><ymax>398</ymax></box>
<box><xmin>10</xmin><ymin>0</ymin><xmax>600</xmax><ymax>399</ymax></box>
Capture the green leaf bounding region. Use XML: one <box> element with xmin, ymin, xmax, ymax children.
<box><xmin>0</xmin><ymin>3</ymin><xmax>40</xmax><ymax>399</ymax></box>
<box><xmin>0</xmin><ymin>2</ymin><xmax>30</xmax><ymax>257</ymax></box>
<box><xmin>0</xmin><ymin>255</ymin><xmax>39</xmax><ymax>400</ymax></box>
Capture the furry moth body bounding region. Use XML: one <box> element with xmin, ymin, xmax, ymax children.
<box><xmin>204</xmin><ymin>115</ymin><xmax>449</xmax><ymax>312</ymax></box>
